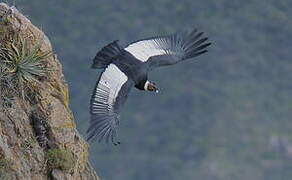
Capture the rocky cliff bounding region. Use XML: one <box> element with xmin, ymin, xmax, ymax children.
<box><xmin>0</xmin><ymin>3</ymin><xmax>99</xmax><ymax>180</ymax></box>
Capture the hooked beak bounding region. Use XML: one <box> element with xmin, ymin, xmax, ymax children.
<box><xmin>152</xmin><ymin>83</ymin><xmax>159</xmax><ymax>93</ymax></box>
<box><xmin>155</xmin><ymin>89</ymin><xmax>159</xmax><ymax>93</ymax></box>
<box><xmin>146</xmin><ymin>81</ymin><xmax>160</xmax><ymax>93</ymax></box>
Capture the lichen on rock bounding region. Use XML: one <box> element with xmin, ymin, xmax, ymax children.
<box><xmin>0</xmin><ymin>3</ymin><xmax>99</xmax><ymax>180</ymax></box>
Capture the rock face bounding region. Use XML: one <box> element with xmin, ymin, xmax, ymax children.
<box><xmin>0</xmin><ymin>3</ymin><xmax>99</xmax><ymax>180</ymax></box>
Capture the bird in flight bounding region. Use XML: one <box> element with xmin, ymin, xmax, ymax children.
<box><xmin>87</xmin><ymin>28</ymin><xmax>211</xmax><ymax>145</ymax></box>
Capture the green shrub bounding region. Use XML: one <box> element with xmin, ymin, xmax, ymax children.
<box><xmin>46</xmin><ymin>148</ymin><xmax>75</xmax><ymax>172</ymax></box>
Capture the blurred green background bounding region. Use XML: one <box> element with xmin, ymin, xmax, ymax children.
<box><xmin>7</xmin><ymin>0</ymin><xmax>292</xmax><ymax>179</ymax></box>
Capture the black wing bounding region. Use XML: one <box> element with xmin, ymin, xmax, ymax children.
<box><xmin>87</xmin><ymin>64</ymin><xmax>134</xmax><ymax>145</ymax></box>
<box><xmin>124</xmin><ymin>28</ymin><xmax>211</xmax><ymax>68</ymax></box>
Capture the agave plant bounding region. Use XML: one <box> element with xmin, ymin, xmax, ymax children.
<box><xmin>1</xmin><ymin>37</ymin><xmax>51</xmax><ymax>81</ymax></box>
<box><xmin>0</xmin><ymin>36</ymin><xmax>52</xmax><ymax>98</ymax></box>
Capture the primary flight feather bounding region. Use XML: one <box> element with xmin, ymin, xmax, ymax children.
<box><xmin>87</xmin><ymin>28</ymin><xmax>211</xmax><ymax>145</ymax></box>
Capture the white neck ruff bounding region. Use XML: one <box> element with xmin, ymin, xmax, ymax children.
<box><xmin>144</xmin><ymin>81</ymin><xmax>150</xmax><ymax>91</ymax></box>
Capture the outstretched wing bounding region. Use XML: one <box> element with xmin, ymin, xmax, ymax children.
<box><xmin>124</xmin><ymin>29</ymin><xmax>211</xmax><ymax>68</ymax></box>
<box><xmin>87</xmin><ymin>64</ymin><xmax>134</xmax><ymax>145</ymax></box>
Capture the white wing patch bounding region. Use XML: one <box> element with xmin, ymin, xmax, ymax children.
<box><xmin>125</xmin><ymin>39</ymin><xmax>168</xmax><ymax>62</ymax></box>
<box><xmin>92</xmin><ymin>64</ymin><xmax>128</xmax><ymax>114</ymax></box>
<box><xmin>88</xmin><ymin>63</ymin><xmax>132</xmax><ymax>144</ymax></box>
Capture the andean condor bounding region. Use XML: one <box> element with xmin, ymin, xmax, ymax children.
<box><xmin>87</xmin><ymin>28</ymin><xmax>211</xmax><ymax>145</ymax></box>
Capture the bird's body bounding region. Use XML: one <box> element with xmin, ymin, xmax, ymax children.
<box><xmin>87</xmin><ymin>29</ymin><xmax>211</xmax><ymax>145</ymax></box>
<box><xmin>113</xmin><ymin>50</ymin><xmax>148</xmax><ymax>87</ymax></box>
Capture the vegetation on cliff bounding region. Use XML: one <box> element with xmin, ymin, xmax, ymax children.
<box><xmin>0</xmin><ymin>3</ymin><xmax>98</xmax><ymax>180</ymax></box>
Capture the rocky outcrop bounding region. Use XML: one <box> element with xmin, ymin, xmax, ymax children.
<box><xmin>0</xmin><ymin>3</ymin><xmax>99</xmax><ymax>180</ymax></box>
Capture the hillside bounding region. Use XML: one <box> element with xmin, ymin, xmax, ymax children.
<box><xmin>0</xmin><ymin>3</ymin><xmax>99</xmax><ymax>180</ymax></box>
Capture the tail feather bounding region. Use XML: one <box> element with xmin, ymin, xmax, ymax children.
<box><xmin>92</xmin><ymin>40</ymin><xmax>122</xmax><ymax>69</ymax></box>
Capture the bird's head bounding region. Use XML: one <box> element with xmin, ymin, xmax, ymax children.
<box><xmin>144</xmin><ymin>81</ymin><xmax>159</xmax><ymax>93</ymax></box>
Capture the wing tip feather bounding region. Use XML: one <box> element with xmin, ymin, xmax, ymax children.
<box><xmin>183</xmin><ymin>28</ymin><xmax>211</xmax><ymax>59</ymax></box>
